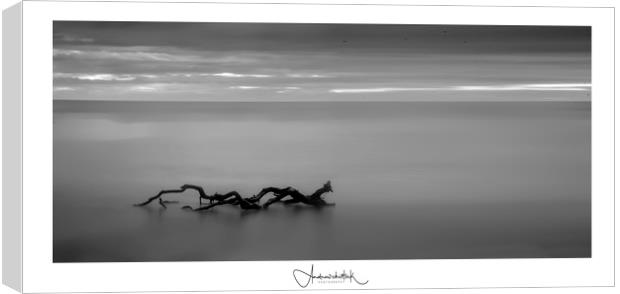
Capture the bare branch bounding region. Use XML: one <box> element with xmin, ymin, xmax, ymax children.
<box><xmin>135</xmin><ymin>181</ymin><xmax>334</xmax><ymax>212</ymax></box>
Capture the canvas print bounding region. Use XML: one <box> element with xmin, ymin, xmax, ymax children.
<box><xmin>53</xmin><ymin>22</ymin><xmax>591</xmax><ymax>262</ymax></box>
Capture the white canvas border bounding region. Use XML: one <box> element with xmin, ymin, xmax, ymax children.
<box><xmin>15</xmin><ymin>0</ymin><xmax>615</xmax><ymax>292</ymax></box>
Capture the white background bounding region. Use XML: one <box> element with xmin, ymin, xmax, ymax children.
<box><xmin>1</xmin><ymin>0</ymin><xmax>619</xmax><ymax>294</ymax></box>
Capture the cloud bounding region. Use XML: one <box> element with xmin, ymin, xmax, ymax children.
<box><xmin>54</xmin><ymin>33</ymin><xmax>94</xmax><ymax>43</ymax></box>
<box><xmin>330</xmin><ymin>83</ymin><xmax>591</xmax><ymax>93</ymax></box>
<box><xmin>454</xmin><ymin>83</ymin><xmax>591</xmax><ymax>91</ymax></box>
<box><xmin>53</xmin><ymin>48</ymin><xmax>194</xmax><ymax>62</ymax></box>
<box><xmin>127</xmin><ymin>83</ymin><xmax>179</xmax><ymax>92</ymax></box>
<box><xmin>54</xmin><ymin>49</ymin><xmax>83</xmax><ymax>56</ymax></box>
<box><xmin>52</xmin><ymin>47</ymin><xmax>222</xmax><ymax>63</ymax></box>
<box><xmin>330</xmin><ymin>87</ymin><xmax>437</xmax><ymax>93</ymax></box>
<box><xmin>165</xmin><ymin>72</ymin><xmax>273</xmax><ymax>79</ymax></box>
<box><xmin>207</xmin><ymin>72</ymin><xmax>272</xmax><ymax>78</ymax></box>
<box><xmin>170</xmin><ymin>73</ymin><xmax>197</xmax><ymax>78</ymax></box>
<box><xmin>229</xmin><ymin>86</ymin><xmax>263</xmax><ymax>90</ymax></box>
<box><xmin>54</xmin><ymin>71</ymin><xmax>280</xmax><ymax>85</ymax></box>
<box><xmin>124</xmin><ymin>83</ymin><xmax>213</xmax><ymax>94</ymax></box>
<box><xmin>140</xmin><ymin>74</ymin><xmax>159</xmax><ymax>79</ymax></box>
<box><xmin>229</xmin><ymin>85</ymin><xmax>302</xmax><ymax>93</ymax></box>
<box><xmin>53</xmin><ymin>47</ymin><xmax>259</xmax><ymax>64</ymax></box>
<box><xmin>54</xmin><ymin>71</ymin><xmax>327</xmax><ymax>83</ymax></box>
<box><xmin>131</xmin><ymin>85</ymin><xmax>159</xmax><ymax>92</ymax></box>
<box><xmin>53</xmin><ymin>86</ymin><xmax>77</xmax><ymax>91</ymax></box>
<box><xmin>174</xmin><ymin>72</ymin><xmax>325</xmax><ymax>79</ymax></box>
<box><xmin>276</xmin><ymin>87</ymin><xmax>301</xmax><ymax>94</ymax></box>
<box><xmin>54</xmin><ymin>73</ymin><xmax>136</xmax><ymax>81</ymax></box>
<box><xmin>287</xmin><ymin>73</ymin><xmax>329</xmax><ymax>78</ymax></box>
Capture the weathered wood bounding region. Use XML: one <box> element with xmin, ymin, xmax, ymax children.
<box><xmin>133</xmin><ymin>187</ymin><xmax>188</xmax><ymax>207</ymax></box>
<box><xmin>135</xmin><ymin>181</ymin><xmax>334</xmax><ymax>211</ymax></box>
<box><xmin>193</xmin><ymin>191</ymin><xmax>261</xmax><ymax>211</ymax></box>
<box><xmin>262</xmin><ymin>181</ymin><xmax>334</xmax><ymax>208</ymax></box>
<box><xmin>133</xmin><ymin>184</ymin><xmax>222</xmax><ymax>208</ymax></box>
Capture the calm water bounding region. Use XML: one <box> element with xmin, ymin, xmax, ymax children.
<box><xmin>53</xmin><ymin>101</ymin><xmax>591</xmax><ymax>262</ymax></box>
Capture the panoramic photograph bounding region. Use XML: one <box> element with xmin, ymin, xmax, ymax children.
<box><xmin>53</xmin><ymin>21</ymin><xmax>591</xmax><ymax>262</ymax></box>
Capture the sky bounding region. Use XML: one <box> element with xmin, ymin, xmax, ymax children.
<box><xmin>53</xmin><ymin>22</ymin><xmax>591</xmax><ymax>102</ymax></box>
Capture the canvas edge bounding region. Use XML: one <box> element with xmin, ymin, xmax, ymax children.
<box><xmin>2</xmin><ymin>1</ymin><xmax>23</xmax><ymax>293</ymax></box>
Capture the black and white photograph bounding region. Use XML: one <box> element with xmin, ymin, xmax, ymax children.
<box><xmin>52</xmin><ymin>21</ymin><xmax>591</xmax><ymax>262</ymax></box>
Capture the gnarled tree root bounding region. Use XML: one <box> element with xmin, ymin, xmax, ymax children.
<box><xmin>135</xmin><ymin>181</ymin><xmax>334</xmax><ymax>211</ymax></box>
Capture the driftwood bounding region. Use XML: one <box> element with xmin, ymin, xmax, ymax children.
<box><xmin>134</xmin><ymin>181</ymin><xmax>334</xmax><ymax>211</ymax></box>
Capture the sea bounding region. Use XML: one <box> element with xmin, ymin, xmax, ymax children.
<box><xmin>53</xmin><ymin>101</ymin><xmax>591</xmax><ymax>262</ymax></box>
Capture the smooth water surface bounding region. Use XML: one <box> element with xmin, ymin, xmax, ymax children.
<box><xmin>53</xmin><ymin>101</ymin><xmax>591</xmax><ymax>262</ymax></box>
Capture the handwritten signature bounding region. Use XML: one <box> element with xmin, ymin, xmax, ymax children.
<box><xmin>292</xmin><ymin>264</ymin><xmax>369</xmax><ymax>288</ymax></box>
